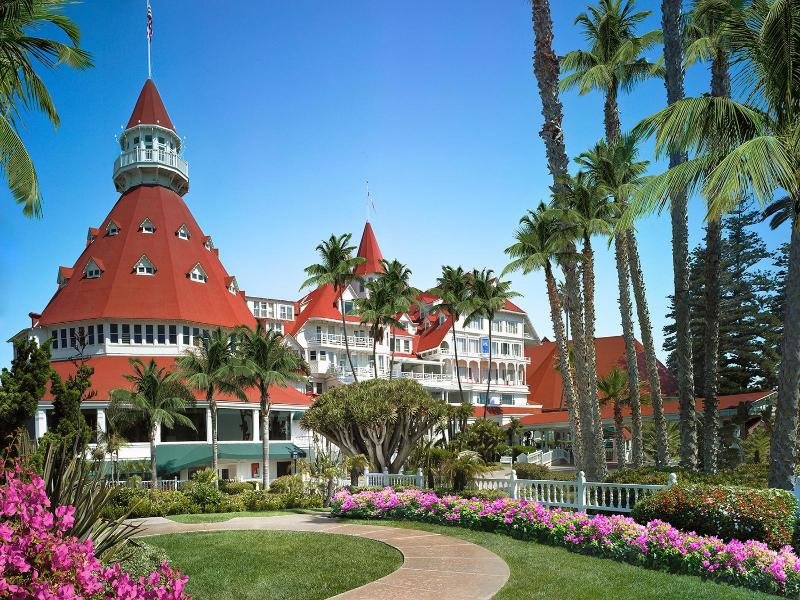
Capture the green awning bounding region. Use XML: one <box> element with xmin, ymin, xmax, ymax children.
<box><xmin>155</xmin><ymin>442</ymin><xmax>307</xmax><ymax>475</ymax></box>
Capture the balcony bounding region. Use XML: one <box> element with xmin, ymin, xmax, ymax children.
<box><xmin>398</xmin><ymin>371</ymin><xmax>452</xmax><ymax>383</ymax></box>
<box><xmin>308</xmin><ymin>333</ymin><xmax>372</xmax><ymax>350</ymax></box>
<box><xmin>113</xmin><ymin>147</ymin><xmax>189</xmax><ymax>195</ymax></box>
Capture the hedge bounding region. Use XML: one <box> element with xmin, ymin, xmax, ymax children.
<box><xmin>632</xmin><ymin>484</ymin><xmax>798</xmax><ymax>550</ymax></box>
<box><xmin>607</xmin><ymin>465</ymin><xmax>771</xmax><ymax>488</ymax></box>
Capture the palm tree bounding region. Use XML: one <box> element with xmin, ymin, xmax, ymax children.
<box><xmin>505</xmin><ymin>204</ymin><xmax>585</xmax><ymax>472</ymax></box>
<box><xmin>660</xmin><ymin>0</ymin><xmax>697</xmax><ymax>470</ymax></box>
<box><xmin>576</xmin><ymin>136</ymin><xmax>646</xmax><ymax>467</ymax></box>
<box><xmin>95</xmin><ymin>429</ymin><xmax>127</xmax><ymax>484</ymax></box>
<box><xmin>108</xmin><ymin>359</ymin><xmax>195</xmax><ymax>483</ymax></box>
<box><xmin>238</xmin><ymin>324</ymin><xmax>308</xmax><ymax>489</ymax></box>
<box><xmin>555</xmin><ymin>171</ymin><xmax>618</xmax><ymax>476</ymax></box>
<box><xmin>355</xmin><ymin>278</ymin><xmax>400</xmax><ymax>378</ymax></box>
<box><xmin>178</xmin><ymin>328</ymin><xmax>250</xmax><ymax>483</ymax></box>
<box><xmin>429</xmin><ymin>266</ymin><xmax>472</xmax><ymax>403</ymax></box>
<box><xmin>634</xmin><ymin>1</ymin><xmax>800</xmax><ymax>488</ymax></box>
<box><xmin>301</xmin><ymin>234</ymin><xmax>365</xmax><ymax>382</ymax></box>
<box><xmin>0</xmin><ymin>0</ymin><xmax>92</xmax><ymax>216</ymax></box>
<box><xmin>463</xmin><ymin>269</ymin><xmax>520</xmax><ymax>420</ymax></box>
<box><xmin>597</xmin><ymin>368</ymin><xmax>629</xmax><ymax>467</ymax></box>
<box><xmin>377</xmin><ymin>259</ymin><xmax>419</xmax><ymax>378</ymax></box>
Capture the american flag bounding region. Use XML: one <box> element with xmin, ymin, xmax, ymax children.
<box><xmin>147</xmin><ymin>2</ymin><xmax>153</xmax><ymax>42</ymax></box>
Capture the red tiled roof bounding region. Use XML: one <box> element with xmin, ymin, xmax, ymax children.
<box><xmin>46</xmin><ymin>356</ymin><xmax>311</xmax><ymax>407</ymax></box>
<box><xmin>38</xmin><ymin>185</ymin><xmax>256</xmax><ymax>329</ymax></box>
<box><xmin>58</xmin><ymin>266</ymin><xmax>74</xmax><ymax>280</ymax></box>
<box><xmin>502</xmin><ymin>299</ymin><xmax>525</xmax><ymax>313</ymax></box>
<box><xmin>354</xmin><ymin>222</ymin><xmax>383</xmax><ymax>276</ymax></box>
<box><xmin>473</xmin><ymin>405</ymin><xmax>543</xmax><ymax>418</ymax></box>
<box><xmin>126</xmin><ymin>79</ymin><xmax>175</xmax><ymax>131</ymax></box>
<box><xmin>416</xmin><ymin>315</ymin><xmax>453</xmax><ymax>352</ymax></box>
<box><xmin>526</xmin><ymin>336</ymin><xmax>678</xmax><ymax>410</ymax></box>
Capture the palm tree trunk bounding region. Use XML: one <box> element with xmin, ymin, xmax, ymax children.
<box><xmin>768</xmin><ymin>213</ymin><xmax>800</xmax><ymax>490</ymax></box>
<box><xmin>613</xmin><ymin>401</ymin><xmax>626</xmax><ymax>467</ymax></box>
<box><xmin>662</xmin><ymin>0</ymin><xmax>696</xmax><ymax>469</ymax></box>
<box><xmin>614</xmin><ymin>233</ymin><xmax>643</xmax><ymax>466</ymax></box>
<box><xmin>390</xmin><ymin>330</ymin><xmax>396</xmax><ymax>379</ymax></box>
<box><xmin>483</xmin><ymin>322</ymin><xmax>493</xmax><ymax>419</ymax></box>
<box><xmin>261</xmin><ymin>388</ymin><xmax>271</xmax><ymax>490</ymax></box>
<box><xmin>626</xmin><ymin>231</ymin><xmax>668</xmax><ymax>467</ymax></box>
<box><xmin>582</xmin><ymin>237</ymin><xmax>607</xmax><ymax>480</ymax></box>
<box><xmin>545</xmin><ymin>264</ymin><xmax>582</xmax><ymax>469</ymax></box>
<box><xmin>372</xmin><ymin>334</ymin><xmax>378</xmax><ymax>379</ymax></box>
<box><xmin>210</xmin><ymin>391</ymin><xmax>219</xmax><ymax>487</ymax></box>
<box><xmin>451</xmin><ymin>319</ymin><xmax>464</xmax><ymax>402</ymax></box>
<box><xmin>603</xmin><ymin>86</ymin><xmax>621</xmax><ymax>142</ymax></box>
<box><xmin>339</xmin><ymin>296</ymin><xmax>358</xmax><ymax>383</ymax></box>
<box><xmin>702</xmin><ymin>219</ymin><xmax>722</xmax><ymax>473</ymax></box>
<box><xmin>149</xmin><ymin>426</ymin><xmax>158</xmax><ymax>484</ymax></box>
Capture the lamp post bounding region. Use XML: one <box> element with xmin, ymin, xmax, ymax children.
<box><xmin>291</xmin><ymin>449</ymin><xmax>299</xmax><ymax>475</ymax></box>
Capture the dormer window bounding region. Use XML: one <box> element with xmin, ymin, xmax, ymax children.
<box><xmin>226</xmin><ymin>276</ymin><xmax>239</xmax><ymax>294</ymax></box>
<box><xmin>106</xmin><ymin>221</ymin><xmax>120</xmax><ymax>236</ymax></box>
<box><xmin>139</xmin><ymin>218</ymin><xmax>156</xmax><ymax>234</ymax></box>
<box><xmin>176</xmin><ymin>224</ymin><xmax>190</xmax><ymax>240</ymax></box>
<box><xmin>84</xmin><ymin>259</ymin><xmax>103</xmax><ymax>279</ymax></box>
<box><xmin>188</xmin><ymin>264</ymin><xmax>207</xmax><ymax>283</ymax></box>
<box><xmin>203</xmin><ymin>236</ymin><xmax>214</xmax><ymax>251</ymax></box>
<box><xmin>133</xmin><ymin>255</ymin><xmax>156</xmax><ymax>276</ymax></box>
<box><xmin>86</xmin><ymin>227</ymin><xmax>98</xmax><ymax>245</ymax></box>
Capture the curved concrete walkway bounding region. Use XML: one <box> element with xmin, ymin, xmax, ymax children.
<box><xmin>133</xmin><ymin>513</ymin><xmax>510</xmax><ymax>599</ymax></box>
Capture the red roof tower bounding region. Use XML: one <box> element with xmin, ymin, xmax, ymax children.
<box><xmin>354</xmin><ymin>221</ymin><xmax>384</xmax><ymax>276</ymax></box>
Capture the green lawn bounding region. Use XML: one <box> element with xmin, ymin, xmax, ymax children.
<box><xmin>148</xmin><ymin>530</ymin><xmax>401</xmax><ymax>600</ymax></box>
<box><xmin>167</xmin><ymin>508</ymin><xmax>328</xmax><ymax>524</ymax></box>
<box><xmin>340</xmin><ymin>519</ymin><xmax>777</xmax><ymax>600</ymax></box>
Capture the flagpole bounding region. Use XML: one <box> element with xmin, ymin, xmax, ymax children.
<box><xmin>146</xmin><ymin>0</ymin><xmax>152</xmax><ymax>79</ymax></box>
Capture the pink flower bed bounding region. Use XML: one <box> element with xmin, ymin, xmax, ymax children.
<box><xmin>0</xmin><ymin>465</ymin><xmax>188</xmax><ymax>599</ymax></box>
<box><xmin>332</xmin><ymin>487</ymin><xmax>800</xmax><ymax>597</ymax></box>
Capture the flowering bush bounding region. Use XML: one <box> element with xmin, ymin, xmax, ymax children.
<box><xmin>0</xmin><ymin>464</ymin><xmax>188</xmax><ymax>598</ymax></box>
<box><xmin>332</xmin><ymin>487</ymin><xmax>800</xmax><ymax>597</ymax></box>
<box><xmin>632</xmin><ymin>484</ymin><xmax>797</xmax><ymax>549</ymax></box>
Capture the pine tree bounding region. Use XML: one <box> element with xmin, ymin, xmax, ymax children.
<box><xmin>0</xmin><ymin>339</ymin><xmax>52</xmax><ymax>440</ymax></box>
<box><xmin>47</xmin><ymin>363</ymin><xmax>94</xmax><ymax>451</ymax></box>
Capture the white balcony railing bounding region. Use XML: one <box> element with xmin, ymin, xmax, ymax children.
<box><xmin>309</xmin><ymin>333</ymin><xmax>372</xmax><ymax>350</ymax></box>
<box><xmin>114</xmin><ymin>148</ymin><xmax>189</xmax><ymax>179</ymax></box>
<box><xmin>397</xmin><ymin>371</ymin><xmax>452</xmax><ymax>383</ymax></box>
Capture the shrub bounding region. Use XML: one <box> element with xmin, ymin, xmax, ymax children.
<box><xmin>511</xmin><ymin>445</ymin><xmax>536</xmax><ymax>459</ymax></box>
<box><xmin>218</xmin><ymin>493</ymin><xmax>246</xmax><ymax>513</ymax></box>
<box><xmin>241</xmin><ymin>490</ymin><xmax>287</xmax><ymax>512</ymax></box>
<box><xmin>513</xmin><ymin>463</ymin><xmax>554</xmax><ymax>480</ymax></box>
<box><xmin>332</xmin><ymin>487</ymin><xmax>800</xmax><ymax>597</ymax></box>
<box><xmin>632</xmin><ymin>484</ymin><xmax>797</xmax><ymax>549</ymax></box>
<box><xmin>183</xmin><ymin>481</ymin><xmax>223</xmax><ymax>512</ymax></box>
<box><xmin>220</xmin><ymin>480</ymin><xmax>255</xmax><ymax>495</ymax></box>
<box><xmin>269</xmin><ymin>474</ymin><xmax>304</xmax><ymax>496</ymax></box>
<box><xmin>460</xmin><ymin>488</ymin><xmax>509</xmax><ymax>501</ymax></box>
<box><xmin>607</xmin><ymin>464</ymin><xmax>771</xmax><ymax>488</ymax></box>
<box><xmin>112</xmin><ymin>540</ymin><xmax>169</xmax><ymax>579</ymax></box>
<box><xmin>190</xmin><ymin>467</ymin><xmax>217</xmax><ymax>485</ymax></box>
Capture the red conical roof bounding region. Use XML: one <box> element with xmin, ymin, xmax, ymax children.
<box><xmin>38</xmin><ymin>185</ymin><xmax>256</xmax><ymax>329</ymax></box>
<box><xmin>126</xmin><ymin>79</ymin><xmax>175</xmax><ymax>131</ymax></box>
<box><xmin>354</xmin><ymin>221</ymin><xmax>384</xmax><ymax>276</ymax></box>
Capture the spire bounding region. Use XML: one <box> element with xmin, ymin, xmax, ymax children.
<box><xmin>126</xmin><ymin>79</ymin><xmax>175</xmax><ymax>131</ymax></box>
<box><xmin>354</xmin><ymin>221</ymin><xmax>384</xmax><ymax>276</ymax></box>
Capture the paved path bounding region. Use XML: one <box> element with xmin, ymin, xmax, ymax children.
<box><xmin>133</xmin><ymin>513</ymin><xmax>510</xmax><ymax>599</ymax></box>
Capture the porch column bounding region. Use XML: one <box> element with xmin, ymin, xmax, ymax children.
<box><xmin>96</xmin><ymin>408</ymin><xmax>107</xmax><ymax>434</ymax></box>
<box><xmin>35</xmin><ymin>409</ymin><xmax>47</xmax><ymax>440</ymax></box>
<box><xmin>252</xmin><ymin>408</ymin><xmax>260</xmax><ymax>442</ymax></box>
<box><xmin>205</xmin><ymin>408</ymin><xmax>212</xmax><ymax>443</ymax></box>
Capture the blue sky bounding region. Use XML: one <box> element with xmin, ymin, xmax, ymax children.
<box><xmin>0</xmin><ymin>0</ymin><xmax>788</xmax><ymax>367</ymax></box>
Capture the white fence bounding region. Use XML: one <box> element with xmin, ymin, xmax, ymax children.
<box><xmin>364</xmin><ymin>467</ymin><xmax>425</xmax><ymax>489</ymax></box>
<box><xmin>515</xmin><ymin>448</ymin><xmax>571</xmax><ymax>466</ymax></box>
<box><xmin>474</xmin><ymin>470</ymin><xmax>676</xmax><ymax>513</ymax></box>
<box><xmin>104</xmin><ymin>478</ymin><xmax>265</xmax><ymax>491</ymax></box>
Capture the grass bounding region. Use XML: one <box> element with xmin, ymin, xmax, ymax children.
<box><xmin>167</xmin><ymin>508</ymin><xmax>328</xmax><ymax>524</ymax></box>
<box><xmin>339</xmin><ymin>519</ymin><xmax>777</xmax><ymax>600</ymax></box>
<box><xmin>148</xmin><ymin>530</ymin><xmax>401</xmax><ymax>600</ymax></box>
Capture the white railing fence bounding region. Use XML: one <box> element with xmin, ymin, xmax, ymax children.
<box><xmin>515</xmin><ymin>448</ymin><xmax>570</xmax><ymax>466</ymax></box>
<box><xmin>473</xmin><ymin>470</ymin><xmax>677</xmax><ymax>513</ymax></box>
<box><xmin>364</xmin><ymin>467</ymin><xmax>425</xmax><ymax>489</ymax></box>
<box><xmin>104</xmin><ymin>478</ymin><xmax>265</xmax><ymax>491</ymax></box>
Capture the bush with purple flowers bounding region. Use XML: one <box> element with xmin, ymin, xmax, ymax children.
<box><xmin>0</xmin><ymin>464</ymin><xmax>188</xmax><ymax>598</ymax></box>
<box><xmin>332</xmin><ymin>487</ymin><xmax>800</xmax><ymax>597</ymax></box>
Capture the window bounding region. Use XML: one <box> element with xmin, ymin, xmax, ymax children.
<box><xmin>133</xmin><ymin>324</ymin><xmax>142</xmax><ymax>344</ymax></box>
<box><xmin>204</xmin><ymin>237</ymin><xmax>214</xmax><ymax>250</ymax></box>
<box><xmin>133</xmin><ymin>136</ymin><xmax>140</xmax><ymax>146</ymax></box>
<box><xmin>492</xmin><ymin>320</ymin><xmax>502</xmax><ymax>332</ymax></box>
<box><xmin>403</xmin><ymin>340</ymin><xmax>411</xmax><ymax>353</ymax></box>
<box><xmin>342</xmin><ymin>300</ymin><xmax>354</xmax><ymax>315</ymax></box>
<box><xmin>470</xmin><ymin>317</ymin><xmax>483</xmax><ymax>329</ymax></box>
<box><xmin>176</xmin><ymin>224</ymin><xmax>190</xmax><ymax>240</ymax></box>
<box><xmin>87</xmin><ymin>325</ymin><xmax>95</xmax><ymax>346</ymax></box>
<box><xmin>51</xmin><ymin>331</ymin><xmax>58</xmax><ymax>349</ymax></box>
<box><xmin>507</xmin><ymin>321</ymin><xmax>518</xmax><ymax>334</ymax></box>
<box><xmin>279</xmin><ymin>305</ymin><xmax>293</xmax><ymax>320</ymax></box>
<box><xmin>69</xmin><ymin>328</ymin><xmax>77</xmax><ymax>348</ymax></box>
<box><xmin>145</xmin><ymin>325</ymin><xmax>154</xmax><ymax>344</ymax></box>
<box><xmin>106</xmin><ymin>221</ymin><xmax>120</xmax><ymax>236</ymax></box>
<box><xmin>319</xmin><ymin>351</ymin><xmax>327</xmax><ymax>360</ymax></box>
<box><xmin>97</xmin><ymin>324</ymin><xmax>104</xmax><ymax>343</ymax></box>
<box><xmin>134</xmin><ymin>255</ymin><xmax>156</xmax><ymax>275</ymax></box>
<box><xmin>267</xmin><ymin>322</ymin><xmax>283</xmax><ymax>334</ymax></box>
<box><xmin>478</xmin><ymin>393</ymin><xmax>488</xmax><ymax>405</ymax></box>
<box><xmin>85</xmin><ymin>259</ymin><xmax>102</xmax><ymax>279</ymax></box>
<box><xmin>169</xmin><ymin>325</ymin><xmax>177</xmax><ymax>344</ymax></box>
<box><xmin>457</xmin><ymin>337</ymin><xmax>467</xmax><ymax>352</ymax></box>
<box><xmin>110</xmin><ymin>324</ymin><xmax>119</xmax><ymax>343</ymax></box>
<box><xmin>182</xmin><ymin>326</ymin><xmax>190</xmax><ymax>344</ymax></box>
<box><xmin>309</xmin><ymin>350</ymin><xmax>317</xmax><ymax>361</ymax></box>
<box><xmin>512</xmin><ymin>343</ymin><xmax>521</xmax><ymax>357</ymax></box>
<box><xmin>189</xmin><ymin>264</ymin><xmax>207</xmax><ymax>283</ymax></box>
<box><xmin>192</xmin><ymin>327</ymin><xmax>200</xmax><ymax>347</ymax></box>
<box><xmin>469</xmin><ymin>338</ymin><xmax>480</xmax><ymax>353</ymax></box>
<box><xmin>121</xmin><ymin>324</ymin><xmax>131</xmax><ymax>344</ymax></box>
<box><xmin>144</xmin><ymin>134</ymin><xmax>153</xmax><ymax>149</ymax></box>
<box><xmin>491</xmin><ymin>341</ymin><xmax>499</xmax><ymax>354</ymax></box>
<box><xmin>501</xmin><ymin>394</ymin><xmax>513</xmax><ymax>405</ymax></box>
<box><xmin>269</xmin><ymin>412</ymin><xmax>291</xmax><ymax>441</ymax></box>
<box><xmin>501</xmin><ymin>342</ymin><xmax>510</xmax><ymax>355</ymax></box>
<box><xmin>139</xmin><ymin>218</ymin><xmax>155</xmax><ymax>234</ymax></box>
<box><xmin>157</xmin><ymin>325</ymin><xmax>166</xmax><ymax>344</ymax></box>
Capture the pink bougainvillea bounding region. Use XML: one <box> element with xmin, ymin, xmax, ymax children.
<box><xmin>332</xmin><ymin>487</ymin><xmax>800</xmax><ymax>597</ymax></box>
<box><xmin>0</xmin><ymin>464</ymin><xmax>188</xmax><ymax>599</ymax></box>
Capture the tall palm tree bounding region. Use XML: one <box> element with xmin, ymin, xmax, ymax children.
<box><xmin>429</xmin><ymin>266</ymin><xmax>472</xmax><ymax>403</ymax></box>
<box><xmin>377</xmin><ymin>259</ymin><xmax>419</xmax><ymax>378</ymax></box>
<box><xmin>95</xmin><ymin>428</ymin><xmax>126</xmax><ymax>484</ymax></box>
<box><xmin>562</xmin><ymin>0</ymin><xmax>664</xmax><ymax>470</ymax></box>
<box><xmin>238</xmin><ymin>324</ymin><xmax>308</xmax><ymax>489</ymax></box>
<box><xmin>634</xmin><ymin>1</ymin><xmax>800</xmax><ymax>488</ymax></box>
<box><xmin>576</xmin><ymin>136</ymin><xmax>647</xmax><ymax>466</ymax></box>
<box><xmin>463</xmin><ymin>269</ymin><xmax>519</xmax><ymax>420</ymax></box>
<box><xmin>0</xmin><ymin>0</ymin><xmax>92</xmax><ymax>216</ymax></box>
<box><xmin>355</xmin><ymin>278</ymin><xmax>401</xmax><ymax>378</ymax></box>
<box><xmin>660</xmin><ymin>0</ymin><xmax>697</xmax><ymax>469</ymax></box>
<box><xmin>505</xmin><ymin>204</ymin><xmax>585</xmax><ymax>472</ymax></box>
<box><xmin>597</xmin><ymin>367</ymin><xmax>630</xmax><ymax>467</ymax></box>
<box><xmin>108</xmin><ymin>359</ymin><xmax>195</xmax><ymax>483</ymax></box>
<box><xmin>301</xmin><ymin>234</ymin><xmax>365</xmax><ymax>382</ymax></box>
<box><xmin>555</xmin><ymin>171</ymin><xmax>618</xmax><ymax>477</ymax></box>
<box><xmin>178</xmin><ymin>328</ymin><xmax>250</xmax><ymax>483</ymax></box>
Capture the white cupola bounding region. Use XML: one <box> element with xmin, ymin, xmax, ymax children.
<box><xmin>113</xmin><ymin>80</ymin><xmax>189</xmax><ymax>196</ymax></box>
